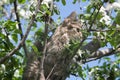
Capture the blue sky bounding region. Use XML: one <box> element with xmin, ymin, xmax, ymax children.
<box><xmin>53</xmin><ymin>0</ymin><xmax>89</xmax><ymax>21</ymax></box>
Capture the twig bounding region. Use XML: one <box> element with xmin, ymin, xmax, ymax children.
<box><xmin>0</xmin><ymin>0</ymin><xmax>41</xmax><ymax>64</ymax></box>
<box><xmin>88</xmin><ymin>3</ymin><xmax>102</xmax><ymax>31</ymax></box>
<box><xmin>82</xmin><ymin>3</ymin><xmax>96</xmax><ymax>29</ymax></box>
<box><xmin>39</xmin><ymin>1</ymin><xmax>54</xmax><ymax>79</ymax></box>
<box><xmin>39</xmin><ymin>21</ymin><xmax>48</xmax><ymax>80</ymax></box>
<box><xmin>88</xmin><ymin>5</ymin><xmax>96</xmax><ymax>24</ymax></box>
<box><xmin>46</xmin><ymin>64</ymin><xmax>57</xmax><ymax>80</ymax></box>
<box><xmin>13</xmin><ymin>0</ymin><xmax>28</xmax><ymax>57</ymax></box>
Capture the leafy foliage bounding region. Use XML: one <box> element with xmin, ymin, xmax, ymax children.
<box><xmin>0</xmin><ymin>0</ymin><xmax>120</xmax><ymax>80</ymax></box>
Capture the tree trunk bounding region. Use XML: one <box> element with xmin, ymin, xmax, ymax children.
<box><xmin>22</xmin><ymin>53</ymin><xmax>40</xmax><ymax>80</ymax></box>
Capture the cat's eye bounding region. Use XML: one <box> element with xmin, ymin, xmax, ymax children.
<box><xmin>77</xmin><ymin>28</ymin><xmax>80</xmax><ymax>32</ymax></box>
<box><xmin>68</xmin><ymin>26</ymin><xmax>73</xmax><ymax>30</ymax></box>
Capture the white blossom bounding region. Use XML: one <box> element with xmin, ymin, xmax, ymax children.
<box><xmin>19</xmin><ymin>9</ymin><xmax>32</xmax><ymax>19</ymax></box>
<box><xmin>1</xmin><ymin>64</ymin><xmax>5</xmax><ymax>71</ymax></box>
<box><xmin>99</xmin><ymin>1</ymin><xmax>120</xmax><ymax>25</ymax></box>
<box><xmin>106</xmin><ymin>2</ymin><xmax>120</xmax><ymax>11</ymax></box>
<box><xmin>112</xmin><ymin>2</ymin><xmax>120</xmax><ymax>9</ymax></box>
<box><xmin>2</xmin><ymin>0</ymin><xmax>7</xmax><ymax>3</ymax></box>
<box><xmin>0</xmin><ymin>0</ymin><xmax>8</xmax><ymax>6</ymax></box>
<box><xmin>88</xmin><ymin>68</ymin><xmax>95</xmax><ymax>75</ymax></box>
<box><xmin>19</xmin><ymin>9</ymin><xmax>26</xmax><ymax>17</ymax></box>
<box><xmin>29</xmin><ymin>0</ymin><xmax>37</xmax><ymax>7</ymax></box>
<box><xmin>77</xmin><ymin>49</ymin><xmax>83</xmax><ymax>57</ymax></box>
<box><xmin>100</xmin><ymin>14</ymin><xmax>111</xmax><ymax>25</ymax></box>
<box><xmin>14</xmin><ymin>70</ymin><xmax>20</xmax><ymax>78</ymax></box>
<box><xmin>114</xmin><ymin>68</ymin><xmax>118</xmax><ymax>71</ymax></box>
<box><xmin>41</xmin><ymin>0</ymin><xmax>53</xmax><ymax>8</ymax></box>
<box><xmin>100</xmin><ymin>6</ymin><xmax>112</xmax><ymax>25</ymax></box>
<box><xmin>100</xmin><ymin>6</ymin><xmax>107</xmax><ymax>16</ymax></box>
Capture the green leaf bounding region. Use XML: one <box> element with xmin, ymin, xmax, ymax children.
<box><xmin>78</xmin><ymin>66</ymin><xmax>85</xmax><ymax>80</ymax></box>
<box><xmin>82</xmin><ymin>0</ymin><xmax>86</xmax><ymax>2</ymax></box>
<box><xmin>0</xmin><ymin>33</ymin><xmax>6</xmax><ymax>39</ymax></box>
<box><xmin>33</xmin><ymin>23</ymin><xmax>37</xmax><ymax>27</ymax></box>
<box><xmin>32</xmin><ymin>45</ymin><xmax>39</xmax><ymax>53</ymax></box>
<box><xmin>41</xmin><ymin>4</ymin><xmax>48</xmax><ymax>11</ymax></box>
<box><xmin>26</xmin><ymin>39</ymin><xmax>32</xmax><ymax>46</ymax></box>
<box><xmin>54</xmin><ymin>8</ymin><xmax>60</xmax><ymax>15</ymax></box>
<box><xmin>103</xmin><ymin>57</ymin><xmax>111</xmax><ymax>62</ymax></box>
<box><xmin>26</xmin><ymin>39</ymin><xmax>32</xmax><ymax>43</ymax></box>
<box><xmin>18</xmin><ymin>0</ymin><xmax>26</xmax><ymax>4</ymax></box>
<box><xmin>56</xmin><ymin>0</ymin><xmax>60</xmax><ymax>2</ymax></box>
<box><xmin>73</xmin><ymin>0</ymin><xmax>77</xmax><ymax>4</ymax></box>
<box><xmin>30</xmin><ymin>4</ymin><xmax>35</xmax><ymax>12</ymax></box>
<box><xmin>110</xmin><ymin>0</ymin><xmax>115</xmax><ymax>3</ymax></box>
<box><xmin>46</xmin><ymin>10</ymin><xmax>51</xmax><ymax>16</ymax></box>
<box><xmin>3</xmin><ymin>20</ymin><xmax>17</xmax><ymax>31</ymax></box>
<box><xmin>86</xmin><ymin>5</ymin><xmax>92</xmax><ymax>13</ymax></box>
<box><xmin>61</xmin><ymin>0</ymin><xmax>66</xmax><ymax>5</ymax></box>
<box><xmin>12</xmin><ymin>34</ymin><xmax>18</xmax><ymax>43</ymax></box>
<box><xmin>115</xmin><ymin>11</ymin><xmax>120</xmax><ymax>25</ymax></box>
<box><xmin>9</xmin><ymin>0</ymin><xmax>15</xmax><ymax>3</ymax></box>
<box><xmin>14</xmin><ymin>29</ymin><xmax>22</xmax><ymax>34</ymax></box>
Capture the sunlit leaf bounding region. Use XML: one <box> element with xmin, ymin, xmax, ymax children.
<box><xmin>14</xmin><ymin>29</ymin><xmax>22</xmax><ymax>34</ymax></box>
<box><xmin>61</xmin><ymin>0</ymin><xmax>66</xmax><ymax>5</ymax></box>
<box><xmin>12</xmin><ymin>34</ymin><xmax>18</xmax><ymax>43</ymax></box>
<box><xmin>32</xmin><ymin>45</ymin><xmax>39</xmax><ymax>53</ymax></box>
<box><xmin>26</xmin><ymin>39</ymin><xmax>32</xmax><ymax>43</ymax></box>
<box><xmin>82</xmin><ymin>0</ymin><xmax>86</xmax><ymax>2</ymax></box>
<box><xmin>0</xmin><ymin>33</ymin><xmax>6</xmax><ymax>39</ymax></box>
<box><xmin>18</xmin><ymin>0</ymin><xmax>26</xmax><ymax>4</ymax></box>
<box><xmin>3</xmin><ymin>20</ymin><xmax>17</xmax><ymax>31</ymax></box>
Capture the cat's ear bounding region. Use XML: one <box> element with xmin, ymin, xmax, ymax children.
<box><xmin>67</xmin><ymin>11</ymin><xmax>77</xmax><ymax>20</ymax></box>
<box><xmin>62</xmin><ymin>11</ymin><xmax>77</xmax><ymax>27</ymax></box>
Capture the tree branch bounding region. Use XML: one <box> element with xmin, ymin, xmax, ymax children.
<box><xmin>74</xmin><ymin>39</ymin><xmax>115</xmax><ymax>63</ymax></box>
<box><xmin>13</xmin><ymin>0</ymin><xmax>28</xmax><ymax>57</ymax></box>
<box><xmin>46</xmin><ymin>63</ymin><xmax>57</xmax><ymax>80</ymax></box>
<box><xmin>89</xmin><ymin>28</ymin><xmax>120</xmax><ymax>32</ymax></box>
<box><xmin>0</xmin><ymin>0</ymin><xmax>41</xmax><ymax>64</ymax></box>
<box><xmin>39</xmin><ymin>21</ymin><xmax>48</xmax><ymax>80</ymax></box>
<box><xmin>81</xmin><ymin>39</ymin><xmax>120</xmax><ymax>63</ymax></box>
<box><xmin>86</xmin><ymin>48</ymin><xmax>115</xmax><ymax>63</ymax></box>
<box><xmin>39</xmin><ymin>1</ymin><xmax>54</xmax><ymax>79</ymax></box>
